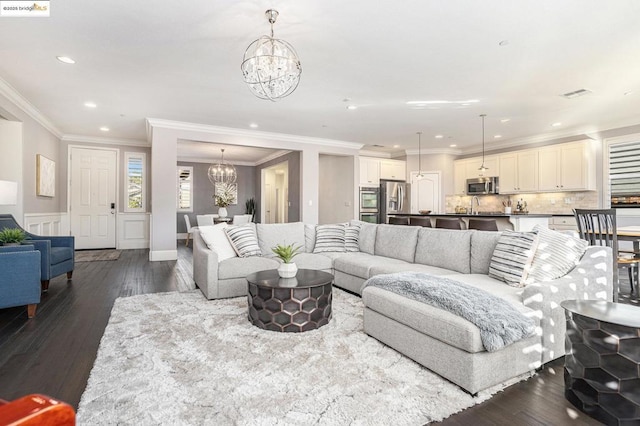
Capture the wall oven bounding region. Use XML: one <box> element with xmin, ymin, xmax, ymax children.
<box><xmin>359</xmin><ymin>187</ymin><xmax>380</xmax><ymax>223</ymax></box>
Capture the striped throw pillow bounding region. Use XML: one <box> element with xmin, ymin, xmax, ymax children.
<box><xmin>488</xmin><ymin>230</ymin><xmax>539</xmax><ymax>287</ymax></box>
<box><xmin>225</xmin><ymin>224</ymin><xmax>262</xmax><ymax>257</ymax></box>
<box><xmin>527</xmin><ymin>225</ymin><xmax>589</xmax><ymax>282</ymax></box>
<box><xmin>313</xmin><ymin>224</ymin><xmax>346</xmax><ymax>253</ymax></box>
<box><xmin>345</xmin><ymin>224</ymin><xmax>360</xmax><ymax>252</ymax></box>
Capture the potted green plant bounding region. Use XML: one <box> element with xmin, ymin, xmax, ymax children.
<box><xmin>272</xmin><ymin>243</ymin><xmax>302</xmax><ymax>278</ymax></box>
<box><xmin>0</xmin><ymin>228</ymin><xmax>27</xmax><ymax>246</ymax></box>
<box><xmin>245</xmin><ymin>197</ymin><xmax>256</xmax><ymax>222</ymax></box>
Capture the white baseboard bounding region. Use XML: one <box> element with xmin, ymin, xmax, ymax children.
<box><xmin>149</xmin><ymin>250</ymin><xmax>178</xmax><ymax>261</ymax></box>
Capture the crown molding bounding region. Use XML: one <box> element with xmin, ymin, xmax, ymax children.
<box><xmin>62</xmin><ymin>134</ymin><xmax>149</xmax><ymax>147</ymax></box>
<box><xmin>358</xmin><ymin>150</ymin><xmax>392</xmax><ymax>158</ymax></box>
<box><xmin>405</xmin><ymin>148</ymin><xmax>462</xmax><ymax>156</ymax></box>
<box><xmin>0</xmin><ymin>76</ymin><xmax>62</xmax><ymax>138</ymax></box>
<box><xmin>146</xmin><ymin>118</ymin><xmax>364</xmax><ymax>150</ymax></box>
<box><xmin>254</xmin><ymin>150</ymin><xmax>293</xmax><ymax>166</ymax></box>
<box><xmin>177</xmin><ymin>156</ymin><xmax>256</xmax><ymax>167</ymax></box>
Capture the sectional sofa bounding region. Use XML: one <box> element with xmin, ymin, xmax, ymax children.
<box><xmin>192</xmin><ymin>221</ymin><xmax>612</xmax><ymax>393</ymax></box>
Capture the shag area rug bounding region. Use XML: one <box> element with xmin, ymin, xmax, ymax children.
<box><xmin>75</xmin><ymin>249</ymin><xmax>121</xmax><ymax>262</ymax></box>
<box><xmin>77</xmin><ymin>289</ymin><xmax>529</xmax><ymax>425</ymax></box>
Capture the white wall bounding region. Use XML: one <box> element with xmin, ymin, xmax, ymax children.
<box><xmin>405</xmin><ymin>153</ymin><xmax>456</xmax><ymax>215</ymax></box>
<box><xmin>319</xmin><ymin>154</ymin><xmax>355</xmax><ymax>224</ymax></box>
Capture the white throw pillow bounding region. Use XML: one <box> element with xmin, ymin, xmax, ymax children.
<box><xmin>345</xmin><ymin>224</ymin><xmax>360</xmax><ymax>252</ymax></box>
<box><xmin>313</xmin><ymin>224</ymin><xmax>346</xmax><ymax>253</ymax></box>
<box><xmin>488</xmin><ymin>230</ymin><xmax>539</xmax><ymax>287</ymax></box>
<box><xmin>225</xmin><ymin>224</ymin><xmax>262</xmax><ymax>257</ymax></box>
<box><xmin>527</xmin><ymin>225</ymin><xmax>589</xmax><ymax>282</ymax></box>
<box><xmin>198</xmin><ymin>223</ymin><xmax>237</xmax><ymax>262</ymax></box>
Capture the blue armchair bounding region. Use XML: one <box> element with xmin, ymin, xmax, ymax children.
<box><xmin>0</xmin><ymin>214</ymin><xmax>74</xmax><ymax>292</ymax></box>
<box><xmin>0</xmin><ymin>245</ymin><xmax>41</xmax><ymax>318</ymax></box>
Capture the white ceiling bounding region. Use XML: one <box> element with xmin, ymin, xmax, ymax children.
<box><xmin>1</xmin><ymin>0</ymin><xmax>640</xmax><ymax>159</ymax></box>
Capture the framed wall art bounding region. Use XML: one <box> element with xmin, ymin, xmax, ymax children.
<box><xmin>214</xmin><ymin>182</ymin><xmax>238</xmax><ymax>206</ymax></box>
<box><xmin>36</xmin><ymin>154</ymin><xmax>55</xmax><ymax>197</ymax></box>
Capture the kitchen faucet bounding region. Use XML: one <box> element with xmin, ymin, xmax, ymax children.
<box><xmin>471</xmin><ymin>196</ymin><xmax>480</xmax><ymax>215</ymax></box>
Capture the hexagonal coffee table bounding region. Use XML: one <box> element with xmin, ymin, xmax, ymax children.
<box><xmin>246</xmin><ymin>269</ymin><xmax>333</xmax><ymax>332</ymax></box>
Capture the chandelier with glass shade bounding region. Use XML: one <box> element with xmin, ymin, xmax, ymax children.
<box><xmin>208</xmin><ymin>149</ymin><xmax>237</xmax><ymax>185</ymax></box>
<box><xmin>241</xmin><ymin>9</ymin><xmax>302</xmax><ymax>101</ymax></box>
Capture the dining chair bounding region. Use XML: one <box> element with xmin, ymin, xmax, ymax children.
<box><xmin>389</xmin><ymin>216</ymin><xmax>410</xmax><ymax>225</ymax></box>
<box><xmin>573</xmin><ymin>208</ymin><xmax>638</xmax><ymax>299</ymax></box>
<box><xmin>408</xmin><ymin>216</ymin><xmax>432</xmax><ymax>227</ymax></box>
<box><xmin>468</xmin><ymin>218</ymin><xmax>499</xmax><ymax>231</ymax></box>
<box><xmin>196</xmin><ymin>214</ymin><xmax>218</xmax><ymax>227</ymax></box>
<box><xmin>183</xmin><ymin>215</ymin><xmax>196</xmax><ymax>247</ymax></box>
<box><xmin>435</xmin><ymin>218</ymin><xmax>462</xmax><ymax>230</ymax></box>
<box><xmin>232</xmin><ymin>214</ymin><xmax>253</xmax><ymax>225</ymax></box>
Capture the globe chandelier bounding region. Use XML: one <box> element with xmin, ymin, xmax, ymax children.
<box><xmin>241</xmin><ymin>9</ymin><xmax>302</xmax><ymax>101</ymax></box>
<box><xmin>208</xmin><ymin>149</ymin><xmax>237</xmax><ymax>185</ymax></box>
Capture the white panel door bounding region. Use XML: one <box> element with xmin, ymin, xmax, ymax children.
<box><xmin>70</xmin><ymin>147</ymin><xmax>117</xmax><ymax>249</ymax></box>
<box><xmin>410</xmin><ymin>172</ymin><xmax>441</xmax><ymax>214</ymax></box>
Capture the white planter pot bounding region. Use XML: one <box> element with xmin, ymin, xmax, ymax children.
<box><xmin>278</xmin><ymin>262</ymin><xmax>298</xmax><ymax>278</ymax></box>
<box><xmin>504</xmin><ymin>207</ymin><xmax>512</xmax><ymax>214</ymax></box>
<box><xmin>218</xmin><ymin>207</ymin><xmax>228</xmax><ymax>218</ymax></box>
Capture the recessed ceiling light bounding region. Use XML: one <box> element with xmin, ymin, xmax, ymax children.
<box><xmin>494</xmin><ymin>135</ymin><xmax>502</xmax><ymax>139</ymax></box>
<box><xmin>56</xmin><ymin>56</ymin><xmax>75</xmax><ymax>64</ymax></box>
<box><xmin>499</xmin><ymin>40</ymin><xmax>509</xmax><ymax>46</ymax></box>
<box><xmin>552</xmin><ymin>122</ymin><xmax>562</xmax><ymax>127</ymax></box>
<box><xmin>500</xmin><ymin>118</ymin><xmax>510</xmax><ymax>123</ymax></box>
<box><xmin>450</xmin><ymin>144</ymin><xmax>457</xmax><ymax>148</ymax></box>
<box><xmin>346</xmin><ymin>105</ymin><xmax>357</xmax><ymax>110</ymax></box>
<box><xmin>435</xmin><ymin>135</ymin><xmax>444</xmax><ymax>139</ymax></box>
<box><xmin>84</xmin><ymin>102</ymin><xmax>97</xmax><ymax>108</ymax></box>
<box><xmin>99</xmin><ymin>126</ymin><xmax>110</xmax><ymax>132</ymax></box>
<box><xmin>393</xmin><ymin>144</ymin><xmax>400</xmax><ymax>148</ymax></box>
<box><xmin>249</xmin><ymin>123</ymin><xmax>258</xmax><ymax>128</ymax></box>
<box><xmin>624</xmin><ymin>91</ymin><xmax>634</xmax><ymax>96</ymax></box>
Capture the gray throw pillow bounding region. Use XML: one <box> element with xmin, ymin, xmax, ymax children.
<box><xmin>488</xmin><ymin>230</ymin><xmax>539</xmax><ymax>287</ymax></box>
<box><xmin>225</xmin><ymin>224</ymin><xmax>262</xmax><ymax>257</ymax></box>
<box><xmin>313</xmin><ymin>224</ymin><xmax>346</xmax><ymax>253</ymax></box>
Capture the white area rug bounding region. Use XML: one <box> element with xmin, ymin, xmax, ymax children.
<box><xmin>77</xmin><ymin>289</ymin><xmax>529</xmax><ymax>425</ymax></box>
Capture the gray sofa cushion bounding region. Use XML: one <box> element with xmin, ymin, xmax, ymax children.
<box><xmin>470</xmin><ymin>231</ymin><xmax>503</xmax><ymax>274</ymax></box>
<box><xmin>414</xmin><ymin>228</ymin><xmax>473</xmax><ymax>274</ymax></box>
<box><xmin>370</xmin><ymin>262</ymin><xmax>462</xmax><ymax>277</ymax></box>
<box><xmin>285</xmin><ymin>252</ymin><xmax>332</xmax><ymax>271</ymax></box>
<box><xmin>256</xmin><ymin>222</ymin><xmax>306</xmax><ymax>256</ymax></box>
<box><xmin>218</xmin><ymin>257</ymin><xmax>280</xmax><ymax>280</ymax></box>
<box><xmin>374</xmin><ymin>224</ymin><xmax>419</xmax><ymax>262</ymax></box>
<box><xmin>333</xmin><ymin>253</ymin><xmax>407</xmax><ymax>279</ymax></box>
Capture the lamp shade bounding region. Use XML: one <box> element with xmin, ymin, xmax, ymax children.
<box><xmin>0</xmin><ymin>180</ymin><xmax>17</xmax><ymax>205</ymax></box>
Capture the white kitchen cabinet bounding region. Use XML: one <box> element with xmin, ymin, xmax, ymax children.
<box><xmin>359</xmin><ymin>157</ymin><xmax>380</xmax><ymax>186</ymax></box>
<box><xmin>538</xmin><ymin>141</ymin><xmax>595</xmax><ymax>191</ymax></box>
<box><xmin>453</xmin><ymin>161</ymin><xmax>467</xmax><ymax>194</ymax></box>
<box><xmin>549</xmin><ymin>216</ymin><xmax>578</xmax><ymax>231</ymax></box>
<box><xmin>380</xmin><ymin>159</ymin><xmax>406</xmax><ymax>181</ymax></box>
<box><xmin>498</xmin><ymin>150</ymin><xmax>538</xmax><ymax>193</ymax></box>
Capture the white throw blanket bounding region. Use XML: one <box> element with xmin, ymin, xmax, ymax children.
<box><xmin>362</xmin><ymin>272</ymin><xmax>536</xmax><ymax>352</ymax></box>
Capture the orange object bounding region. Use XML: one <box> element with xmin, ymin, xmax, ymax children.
<box><xmin>0</xmin><ymin>394</ymin><xmax>75</xmax><ymax>426</ymax></box>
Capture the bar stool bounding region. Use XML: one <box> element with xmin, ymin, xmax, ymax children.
<box><xmin>468</xmin><ymin>218</ymin><xmax>499</xmax><ymax>231</ymax></box>
<box><xmin>435</xmin><ymin>218</ymin><xmax>462</xmax><ymax>230</ymax></box>
<box><xmin>409</xmin><ymin>217</ymin><xmax>432</xmax><ymax>227</ymax></box>
<box><xmin>389</xmin><ymin>216</ymin><xmax>410</xmax><ymax>225</ymax></box>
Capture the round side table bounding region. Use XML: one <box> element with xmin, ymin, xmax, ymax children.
<box><xmin>246</xmin><ymin>269</ymin><xmax>333</xmax><ymax>333</ymax></box>
<box><xmin>561</xmin><ymin>300</ymin><xmax>640</xmax><ymax>425</ymax></box>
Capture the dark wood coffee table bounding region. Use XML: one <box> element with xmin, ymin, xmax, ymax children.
<box><xmin>246</xmin><ymin>269</ymin><xmax>333</xmax><ymax>332</ymax></box>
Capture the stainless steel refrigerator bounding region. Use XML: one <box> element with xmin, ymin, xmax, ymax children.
<box><xmin>380</xmin><ymin>180</ymin><xmax>411</xmax><ymax>223</ymax></box>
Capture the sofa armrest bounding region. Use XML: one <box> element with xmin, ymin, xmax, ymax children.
<box><xmin>0</xmin><ymin>247</ymin><xmax>41</xmax><ymax>310</ymax></box>
<box><xmin>522</xmin><ymin>245</ymin><xmax>612</xmax><ymax>363</ymax></box>
<box><xmin>28</xmin><ymin>235</ymin><xmax>74</xmax><ymax>249</ymax></box>
<box><xmin>192</xmin><ymin>229</ymin><xmax>220</xmax><ymax>299</ymax></box>
<box><xmin>24</xmin><ymin>240</ymin><xmax>50</xmax><ymax>280</ymax></box>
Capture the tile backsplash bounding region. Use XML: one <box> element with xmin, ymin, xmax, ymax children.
<box><xmin>445</xmin><ymin>191</ymin><xmax>599</xmax><ymax>214</ymax></box>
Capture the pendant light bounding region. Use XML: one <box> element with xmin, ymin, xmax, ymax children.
<box><xmin>241</xmin><ymin>9</ymin><xmax>302</xmax><ymax>101</ymax></box>
<box><xmin>208</xmin><ymin>149</ymin><xmax>237</xmax><ymax>185</ymax></box>
<box><xmin>478</xmin><ymin>114</ymin><xmax>488</xmax><ymax>172</ymax></box>
<box><xmin>416</xmin><ymin>131</ymin><xmax>424</xmax><ymax>178</ymax></box>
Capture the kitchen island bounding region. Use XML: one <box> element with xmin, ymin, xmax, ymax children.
<box><xmin>387</xmin><ymin>213</ymin><xmax>551</xmax><ymax>231</ymax></box>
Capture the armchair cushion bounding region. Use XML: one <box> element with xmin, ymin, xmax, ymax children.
<box><xmin>51</xmin><ymin>247</ymin><xmax>73</xmax><ymax>265</ymax></box>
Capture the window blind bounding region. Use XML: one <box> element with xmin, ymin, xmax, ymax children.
<box><xmin>610</xmin><ymin>141</ymin><xmax>640</xmax><ymax>206</ymax></box>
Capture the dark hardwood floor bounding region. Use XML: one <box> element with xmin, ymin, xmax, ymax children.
<box><xmin>1</xmin><ymin>243</ymin><xmax>635</xmax><ymax>424</ymax></box>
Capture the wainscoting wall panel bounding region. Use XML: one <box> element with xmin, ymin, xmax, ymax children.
<box><xmin>23</xmin><ymin>213</ymin><xmax>67</xmax><ymax>236</ymax></box>
<box><xmin>117</xmin><ymin>213</ymin><xmax>150</xmax><ymax>249</ymax></box>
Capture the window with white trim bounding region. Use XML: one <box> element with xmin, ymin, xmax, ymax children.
<box><xmin>177</xmin><ymin>166</ymin><xmax>194</xmax><ymax>212</ymax></box>
<box><xmin>609</xmin><ymin>139</ymin><xmax>640</xmax><ymax>208</ymax></box>
<box><xmin>124</xmin><ymin>152</ymin><xmax>146</xmax><ymax>212</ymax></box>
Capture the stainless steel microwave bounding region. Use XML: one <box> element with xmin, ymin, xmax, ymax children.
<box><xmin>466</xmin><ymin>177</ymin><xmax>499</xmax><ymax>195</ymax></box>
